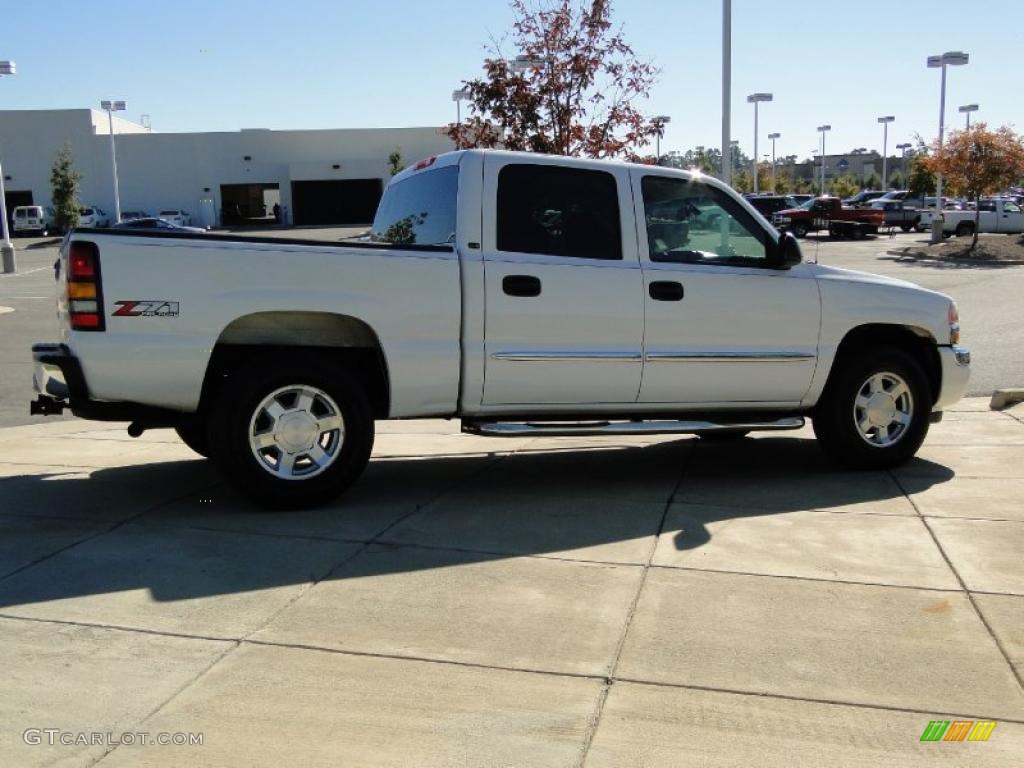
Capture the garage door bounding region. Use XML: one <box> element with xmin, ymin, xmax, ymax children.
<box><xmin>290</xmin><ymin>179</ymin><xmax>384</xmax><ymax>226</ymax></box>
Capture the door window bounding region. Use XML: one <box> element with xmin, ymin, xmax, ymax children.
<box><xmin>370</xmin><ymin>166</ymin><xmax>458</xmax><ymax>246</ymax></box>
<box><xmin>496</xmin><ymin>164</ymin><xmax>622</xmax><ymax>260</ymax></box>
<box><xmin>641</xmin><ymin>176</ymin><xmax>769</xmax><ymax>266</ymax></box>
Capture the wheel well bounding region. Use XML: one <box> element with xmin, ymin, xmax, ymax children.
<box><xmin>198</xmin><ymin>312</ymin><xmax>391</xmax><ymax>419</ymax></box>
<box><xmin>831</xmin><ymin>324</ymin><xmax>941</xmax><ymax>404</ymax></box>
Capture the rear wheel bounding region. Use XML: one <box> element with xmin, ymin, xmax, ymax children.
<box><xmin>812</xmin><ymin>347</ymin><xmax>931</xmax><ymax>469</ymax></box>
<box><xmin>208</xmin><ymin>355</ymin><xmax>374</xmax><ymax>509</ymax></box>
<box><xmin>791</xmin><ymin>222</ymin><xmax>808</xmax><ymax>238</ymax></box>
<box><xmin>955</xmin><ymin>221</ymin><xmax>974</xmax><ymax>237</ymax></box>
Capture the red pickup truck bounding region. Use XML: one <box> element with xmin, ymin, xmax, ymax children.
<box><xmin>772</xmin><ymin>196</ymin><xmax>885</xmax><ymax>238</ymax></box>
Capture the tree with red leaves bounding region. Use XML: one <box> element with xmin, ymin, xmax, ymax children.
<box><xmin>445</xmin><ymin>0</ymin><xmax>662</xmax><ymax>160</ymax></box>
<box><xmin>923</xmin><ymin>124</ymin><xmax>1024</xmax><ymax>249</ymax></box>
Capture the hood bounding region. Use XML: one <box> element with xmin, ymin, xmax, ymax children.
<box><xmin>807</xmin><ymin>263</ymin><xmax>927</xmax><ymax>291</ymax></box>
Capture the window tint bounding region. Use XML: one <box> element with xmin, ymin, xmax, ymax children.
<box><xmin>641</xmin><ymin>176</ymin><xmax>769</xmax><ymax>266</ymax></box>
<box><xmin>1005</xmin><ymin>202</ymin><xmax>1021</xmax><ymax>213</ymax></box>
<box><xmin>370</xmin><ymin>165</ymin><xmax>458</xmax><ymax>247</ymax></box>
<box><xmin>496</xmin><ymin>164</ymin><xmax>621</xmax><ymax>260</ymax></box>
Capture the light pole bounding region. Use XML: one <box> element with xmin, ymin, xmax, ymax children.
<box><xmin>721</xmin><ymin>0</ymin><xmax>732</xmax><ymax>187</ymax></box>
<box><xmin>768</xmin><ymin>132</ymin><xmax>780</xmax><ymax>192</ymax></box>
<box><xmin>100</xmin><ymin>100</ymin><xmax>126</xmax><ymax>223</ymax></box>
<box><xmin>747</xmin><ymin>93</ymin><xmax>772</xmax><ymax>193</ymax></box>
<box><xmin>817</xmin><ymin>125</ymin><xmax>831</xmax><ymax>194</ymax></box>
<box><xmin>653</xmin><ymin>115</ymin><xmax>671</xmax><ymax>165</ymax></box>
<box><xmin>896</xmin><ymin>142</ymin><xmax>912</xmax><ymax>190</ymax></box>
<box><xmin>959</xmin><ymin>103</ymin><xmax>978</xmax><ymax>129</ymax></box>
<box><xmin>0</xmin><ymin>60</ymin><xmax>16</xmax><ymax>274</ymax></box>
<box><xmin>877</xmin><ymin>116</ymin><xmax>895</xmax><ymax>189</ymax></box>
<box><xmin>451</xmin><ymin>89</ymin><xmax>470</xmax><ymax>149</ymax></box>
<box><xmin>927</xmin><ymin>51</ymin><xmax>969</xmax><ymax>243</ymax></box>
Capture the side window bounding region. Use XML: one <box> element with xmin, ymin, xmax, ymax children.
<box><xmin>1004</xmin><ymin>202</ymin><xmax>1021</xmax><ymax>214</ymax></box>
<box><xmin>370</xmin><ymin>165</ymin><xmax>458</xmax><ymax>246</ymax></box>
<box><xmin>496</xmin><ymin>164</ymin><xmax>622</xmax><ymax>260</ymax></box>
<box><xmin>979</xmin><ymin>200</ymin><xmax>996</xmax><ymax>212</ymax></box>
<box><xmin>640</xmin><ymin>176</ymin><xmax>769</xmax><ymax>266</ymax></box>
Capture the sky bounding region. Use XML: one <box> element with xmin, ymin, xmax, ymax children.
<box><xmin>3</xmin><ymin>0</ymin><xmax>1023</xmax><ymax>162</ymax></box>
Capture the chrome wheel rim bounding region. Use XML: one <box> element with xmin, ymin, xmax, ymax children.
<box><xmin>853</xmin><ymin>372</ymin><xmax>913</xmax><ymax>448</ymax></box>
<box><xmin>248</xmin><ymin>385</ymin><xmax>344</xmax><ymax>480</ymax></box>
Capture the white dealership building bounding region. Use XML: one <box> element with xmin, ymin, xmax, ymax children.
<box><xmin>0</xmin><ymin>109</ymin><xmax>453</xmax><ymax>228</ymax></box>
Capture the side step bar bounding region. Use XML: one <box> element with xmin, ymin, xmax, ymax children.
<box><xmin>462</xmin><ymin>416</ymin><xmax>804</xmax><ymax>438</ymax></box>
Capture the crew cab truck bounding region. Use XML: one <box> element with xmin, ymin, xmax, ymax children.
<box><xmin>773</xmin><ymin>196</ymin><xmax>886</xmax><ymax>238</ymax></box>
<box><xmin>31</xmin><ymin>150</ymin><xmax>971</xmax><ymax>509</ymax></box>
<box><xmin>919</xmin><ymin>198</ymin><xmax>1024</xmax><ymax>237</ymax></box>
<box><xmin>868</xmin><ymin>199</ymin><xmax>921</xmax><ymax>232</ymax></box>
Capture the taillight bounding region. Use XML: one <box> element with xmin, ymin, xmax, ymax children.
<box><xmin>67</xmin><ymin>241</ymin><xmax>105</xmax><ymax>331</ymax></box>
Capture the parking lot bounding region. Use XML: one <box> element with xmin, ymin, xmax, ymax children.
<box><xmin>1</xmin><ymin>230</ymin><xmax>1023</xmax><ymax>765</ymax></box>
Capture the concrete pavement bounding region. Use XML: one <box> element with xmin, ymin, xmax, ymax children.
<box><xmin>0</xmin><ymin>400</ymin><xmax>1022</xmax><ymax>766</ymax></box>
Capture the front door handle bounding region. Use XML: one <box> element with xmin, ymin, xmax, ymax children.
<box><xmin>649</xmin><ymin>280</ymin><xmax>684</xmax><ymax>301</ymax></box>
<box><xmin>503</xmin><ymin>275</ymin><xmax>541</xmax><ymax>297</ymax></box>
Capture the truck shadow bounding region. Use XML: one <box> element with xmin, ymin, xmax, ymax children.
<box><xmin>0</xmin><ymin>436</ymin><xmax>955</xmax><ymax>613</ymax></box>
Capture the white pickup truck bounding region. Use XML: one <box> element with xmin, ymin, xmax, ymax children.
<box><xmin>31</xmin><ymin>150</ymin><xmax>971</xmax><ymax>508</ymax></box>
<box><xmin>920</xmin><ymin>197</ymin><xmax>1024</xmax><ymax>236</ymax></box>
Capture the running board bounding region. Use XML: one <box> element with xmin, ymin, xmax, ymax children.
<box><xmin>462</xmin><ymin>416</ymin><xmax>804</xmax><ymax>438</ymax></box>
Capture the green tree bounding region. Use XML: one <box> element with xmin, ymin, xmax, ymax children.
<box><xmin>50</xmin><ymin>143</ymin><xmax>82</xmax><ymax>232</ymax></box>
<box><xmin>862</xmin><ymin>172</ymin><xmax>881</xmax><ymax>190</ymax></box>
<box><xmin>732</xmin><ymin>168</ymin><xmax>753</xmax><ymax>194</ymax></box>
<box><xmin>907</xmin><ymin>153</ymin><xmax>936</xmax><ymax>197</ymax></box>
<box><xmin>773</xmin><ymin>170</ymin><xmax>792</xmax><ymax>194</ymax></box>
<box><xmin>387</xmin><ymin>147</ymin><xmax>405</xmax><ymax>176</ymax></box>
<box><xmin>829</xmin><ymin>174</ymin><xmax>860</xmax><ymax>199</ymax></box>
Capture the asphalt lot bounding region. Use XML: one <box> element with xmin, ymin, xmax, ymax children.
<box><xmin>0</xmin><ymin>402</ymin><xmax>1022</xmax><ymax>765</ymax></box>
<box><xmin>0</xmin><ymin>230</ymin><xmax>1021</xmax><ymax>430</ymax></box>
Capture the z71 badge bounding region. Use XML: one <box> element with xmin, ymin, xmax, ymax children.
<box><xmin>112</xmin><ymin>300</ymin><xmax>180</xmax><ymax>317</ymax></box>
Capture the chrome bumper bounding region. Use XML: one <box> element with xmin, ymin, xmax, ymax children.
<box><xmin>934</xmin><ymin>344</ymin><xmax>971</xmax><ymax>410</ymax></box>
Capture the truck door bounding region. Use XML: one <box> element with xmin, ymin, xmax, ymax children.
<box><xmin>479</xmin><ymin>157</ymin><xmax>643</xmax><ymax>406</ymax></box>
<box><xmin>998</xmin><ymin>201</ymin><xmax>1024</xmax><ymax>233</ymax></box>
<box><xmin>630</xmin><ymin>170</ymin><xmax>820</xmax><ymax>406</ymax></box>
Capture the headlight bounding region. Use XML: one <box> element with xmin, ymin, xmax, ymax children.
<box><xmin>948</xmin><ymin>301</ymin><xmax>960</xmax><ymax>345</ymax></box>
<box><xmin>776</xmin><ymin>216</ymin><xmax>791</xmax><ymax>224</ymax></box>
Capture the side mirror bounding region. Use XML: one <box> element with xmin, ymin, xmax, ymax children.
<box><xmin>770</xmin><ymin>231</ymin><xmax>802</xmax><ymax>269</ymax></box>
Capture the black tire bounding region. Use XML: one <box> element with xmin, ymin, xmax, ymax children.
<box><xmin>175</xmin><ymin>418</ymin><xmax>210</xmax><ymax>458</ymax></box>
<box><xmin>698</xmin><ymin>429</ymin><xmax>751</xmax><ymax>442</ymax></box>
<box><xmin>207</xmin><ymin>354</ymin><xmax>375</xmax><ymax>509</ymax></box>
<box><xmin>900</xmin><ymin>223</ymin><xmax>913</xmax><ymax>232</ymax></box>
<box><xmin>812</xmin><ymin>346</ymin><xmax>931</xmax><ymax>470</ymax></box>
<box><xmin>791</xmin><ymin>222</ymin><xmax>808</xmax><ymax>238</ymax></box>
<box><xmin>955</xmin><ymin>222</ymin><xmax>973</xmax><ymax>237</ymax></box>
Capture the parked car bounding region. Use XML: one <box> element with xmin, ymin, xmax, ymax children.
<box><xmin>773</xmin><ymin>196</ymin><xmax>885</xmax><ymax>238</ymax></box>
<box><xmin>12</xmin><ymin>205</ymin><xmax>55</xmax><ymax>236</ymax></box>
<box><xmin>30</xmin><ymin>149</ymin><xmax>970</xmax><ymax>508</ymax></box>
<box><xmin>111</xmin><ymin>218</ymin><xmax>207</xmax><ymax>234</ymax></box>
<box><xmin>746</xmin><ymin>195</ymin><xmax>800</xmax><ymax>219</ymax></box>
<box><xmin>78</xmin><ymin>207</ymin><xmax>111</xmax><ymax>228</ymax></box>
<box><xmin>158</xmin><ymin>209</ymin><xmax>191</xmax><ymax>226</ymax></box>
<box><xmin>119</xmin><ymin>210</ymin><xmax>151</xmax><ymax>222</ymax></box>
<box><xmin>842</xmin><ymin>190</ymin><xmax>886</xmax><ymax>208</ymax></box>
<box><xmin>919</xmin><ymin>198</ymin><xmax>1024</xmax><ymax>236</ymax></box>
<box><xmin>868</xmin><ymin>200</ymin><xmax>920</xmax><ymax>232</ymax></box>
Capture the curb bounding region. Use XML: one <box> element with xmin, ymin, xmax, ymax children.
<box><xmin>990</xmin><ymin>389</ymin><xmax>1024</xmax><ymax>411</ymax></box>
<box><xmin>886</xmin><ymin>249</ymin><xmax>1024</xmax><ymax>266</ymax></box>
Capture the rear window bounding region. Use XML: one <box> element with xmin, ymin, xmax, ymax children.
<box><xmin>496</xmin><ymin>163</ymin><xmax>622</xmax><ymax>260</ymax></box>
<box><xmin>80</xmin><ymin>208</ymin><xmax>94</xmax><ymax>215</ymax></box>
<box><xmin>370</xmin><ymin>166</ymin><xmax>458</xmax><ymax>247</ymax></box>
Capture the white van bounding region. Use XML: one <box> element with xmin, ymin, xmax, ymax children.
<box><xmin>12</xmin><ymin>205</ymin><xmax>54</xmax><ymax>236</ymax></box>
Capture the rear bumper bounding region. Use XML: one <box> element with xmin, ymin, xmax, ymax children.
<box><xmin>31</xmin><ymin>342</ymin><xmax>184</xmax><ymax>424</ymax></box>
<box><xmin>934</xmin><ymin>344</ymin><xmax>971</xmax><ymax>410</ymax></box>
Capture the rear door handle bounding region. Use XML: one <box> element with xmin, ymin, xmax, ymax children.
<box><xmin>503</xmin><ymin>275</ymin><xmax>541</xmax><ymax>297</ymax></box>
<box><xmin>649</xmin><ymin>280</ymin><xmax>684</xmax><ymax>301</ymax></box>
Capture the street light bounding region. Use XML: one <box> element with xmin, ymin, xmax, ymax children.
<box><xmin>0</xmin><ymin>60</ymin><xmax>16</xmax><ymax>274</ymax></box>
<box><xmin>767</xmin><ymin>132</ymin><xmax>781</xmax><ymax>192</ymax></box>
<box><xmin>721</xmin><ymin>0</ymin><xmax>732</xmax><ymax>186</ymax></box>
<box><xmin>896</xmin><ymin>142</ymin><xmax>913</xmax><ymax>189</ymax></box>
<box><xmin>877</xmin><ymin>116</ymin><xmax>895</xmax><ymax>189</ymax></box>
<box><xmin>100</xmin><ymin>100</ymin><xmax>127</xmax><ymax>224</ymax></box>
<box><xmin>747</xmin><ymin>93</ymin><xmax>772</xmax><ymax>193</ymax></box>
<box><xmin>959</xmin><ymin>103</ymin><xmax>979</xmax><ymax>129</ymax></box>
<box><xmin>927</xmin><ymin>51</ymin><xmax>969</xmax><ymax>243</ymax></box>
<box><xmin>451</xmin><ymin>88</ymin><xmax>470</xmax><ymax>149</ymax></box>
<box><xmin>653</xmin><ymin>115</ymin><xmax>671</xmax><ymax>165</ymax></box>
<box><xmin>817</xmin><ymin>125</ymin><xmax>831</xmax><ymax>194</ymax></box>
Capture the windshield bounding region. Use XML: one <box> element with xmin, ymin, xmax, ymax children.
<box><xmin>799</xmin><ymin>198</ymin><xmax>817</xmax><ymax>210</ymax></box>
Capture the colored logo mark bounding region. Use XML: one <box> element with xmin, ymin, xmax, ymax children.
<box><xmin>920</xmin><ymin>720</ymin><xmax>997</xmax><ymax>742</ymax></box>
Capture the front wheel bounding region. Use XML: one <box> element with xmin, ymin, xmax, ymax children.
<box><xmin>791</xmin><ymin>222</ymin><xmax>808</xmax><ymax>238</ymax></box>
<box><xmin>208</xmin><ymin>355</ymin><xmax>374</xmax><ymax>509</ymax></box>
<box><xmin>812</xmin><ymin>347</ymin><xmax>931</xmax><ymax>469</ymax></box>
